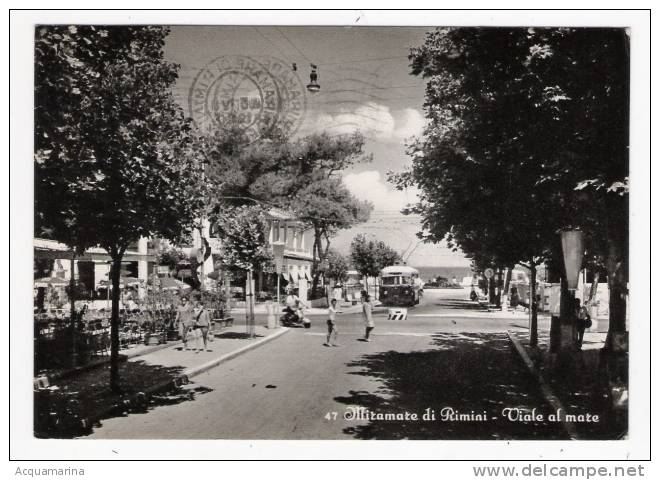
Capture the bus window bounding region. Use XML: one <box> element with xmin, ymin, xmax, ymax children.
<box><xmin>382</xmin><ymin>277</ymin><xmax>398</xmax><ymax>285</ymax></box>
<box><xmin>400</xmin><ymin>277</ymin><xmax>411</xmax><ymax>285</ymax></box>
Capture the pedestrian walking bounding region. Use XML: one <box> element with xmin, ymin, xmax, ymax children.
<box><xmin>574</xmin><ymin>298</ymin><xmax>592</xmax><ymax>350</ymax></box>
<box><xmin>175</xmin><ymin>295</ymin><xmax>194</xmax><ymax>350</ymax></box>
<box><xmin>509</xmin><ymin>287</ymin><xmax>520</xmax><ymax>310</ymax></box>
<box><xmin>194</xmin><ymin>299</ymin><xmax>212</xmax><ymax>352</ymax></box>
<box><xmin>362</xmin><ymin>294</ymin><xmax>375</xmax><ymax>342</ymax></box>
<box><xmin>469</xmin><ymin>286</ymin><xmax>478</xmax><ymax>302</ymax></box>
<box><xmin>324</xmin><ymin>298</ymin><xmax>340</xmax><ymax>347</ymax></box>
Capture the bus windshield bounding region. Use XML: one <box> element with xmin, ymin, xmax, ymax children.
<box><xmin>382</xmin><ymin>276</ymin><xmax>399</xmax><ymax>285</ymax></box>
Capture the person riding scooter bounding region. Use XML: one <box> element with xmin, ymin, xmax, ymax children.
<box><xmin>280</xmin><ymin>289</ymin><xmax>310</xmax><ymax>327</ymax></box>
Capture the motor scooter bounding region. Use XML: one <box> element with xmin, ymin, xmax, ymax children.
<box><xmin>280</xmin><ymin>306</ymin><xmax>311</xmax><ymax>328</ymax></box>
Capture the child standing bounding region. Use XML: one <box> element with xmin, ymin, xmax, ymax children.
<box><xmin>324</xmin><ymin>298</ymin><xmax>340</xmax><ymax>347</ymax></box>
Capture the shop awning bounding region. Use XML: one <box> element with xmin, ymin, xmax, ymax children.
<box><xmin>34</xmin><ymin>277</ymin><xmax>69</xmax><ymax>288</ymax></box>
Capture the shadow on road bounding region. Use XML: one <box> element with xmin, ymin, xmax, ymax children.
<box><xmin>335</xmin><ymin>332</ymin><xmax>568</xmax><ymax>440</ymax></box>
<box><xmin>430</xmin><ymin>299</ymin><xmax>488</xmax><ymax>311</ymax></box>
<box><xmin>214</xmin><ymin>332</ymin><xmax>266</xmax><ymax>339</ymax></box>
<box><xmin>507</xmin><ymin>323</ymin><xmax>530</xmax><ymax>330</ymax></box>
<box><xmin>34</xmin><ymin>360</ymin><xmax>213</xmax><ymax>439</ymax></box>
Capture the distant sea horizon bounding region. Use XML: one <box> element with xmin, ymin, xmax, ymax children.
<box><xmin>409</xmin><ymin>265</ymin><xmax>474</xmax><ymax>282</ymax></box>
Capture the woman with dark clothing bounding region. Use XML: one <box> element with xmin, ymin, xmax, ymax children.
<box><xmin>574</xmin><ymin>298</ymin><xmax>591</xmax><ymax>350</ymax></box>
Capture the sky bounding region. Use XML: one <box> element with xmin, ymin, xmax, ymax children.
<box><xmin>164</xmin><ymin>26</ymin><xmax>470</xmax><ymax>268</ymax></box>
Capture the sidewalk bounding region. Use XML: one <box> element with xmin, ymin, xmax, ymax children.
<box><xmin>134</xmin><ymin>325</ymin><xmax>288</xmax><ymax>377</ymax></box>
<box><xmin>508</xmin><ymin>328</ymin><xmax>627</xmax><ymax>439</ymax></box>
<box><xmin>34</xmin><ymin>324</ymin><xmax>289</xmax><ymax>438</ymax></box>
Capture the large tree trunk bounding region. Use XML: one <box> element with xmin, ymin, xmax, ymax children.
<box><xmin>529</xmin><ymin>263</ymin><xmax>538</xmax><ymax>347</ymax></box>
<box><xmin>322</xmin><ymin>233</ymin><xmax>332</xmax><ymax>303</ymax></box>
<box><xmin>488</xmin><ymin>274</ymin><xmax>496</xmax><ymax>304</ymax></box>
<box><xmin>495</xmin><ymin>267</ymin><xmax>503</xmax><ymax>308</ymax></box>
<box><xmin>559</xmin><ymin>266</ymin><xmax>576</xmax><ymax>350</ymax></box>
<box><xmin>224</xmin><ymin>272</ymin><xmax>232</xmax><ymax>312</ymax></box>
<box><xmin>109</xmin><ymin>251</ymin><xmax>124</xmax><ymax>393</ymax></box>
<box><xmin>310</xmin><ymin>228</ymin><xmax>321</xmax><ymax>298</ymax></box>
<box><xmin>605</xmin><ymin>239</ymin><xmax>628</xmax><ymax>349</ymax></box>
<box><xmin>503</xmin><ymin>266</ymin><xmax>513</xmax><ymax>295</ymax></box>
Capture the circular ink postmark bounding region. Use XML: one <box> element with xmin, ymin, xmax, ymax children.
<box><xmin>188</xmin><ymin>55</ymin><xmax>307</xmax><ymax>144</ymax></box>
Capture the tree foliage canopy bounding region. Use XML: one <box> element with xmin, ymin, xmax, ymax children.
<box><xmin>211</xmin><ymin>205</ymin><xmax>273</xmax><ymax>272</ymax></box>
<box><xmin>325</xmin><ymin>249</ymin><xmax>350</xmax><ymax>284</ymax></box>
<box><xmin>199</xmin><ymin>124</ymin><xmax>373</xmax><ymax>283</ymax></box>
<box><xmin>392</xmin><ymin>27</ymin><xmax>629</xmax><ymax>272</ymax></box>
<box><xmin>34</xmin><ymin>25</ymin><xmax>209</xmax><ymax>390</ymax></box>
<box><xmin>35</xmin><ymin>26</ymin><xmax>207</xmax><ymax>256</ymax></box>
<box><xmin>350</xmin><ymin>234</ymin><xmax>403</xmax><ymax>279</ymax></box>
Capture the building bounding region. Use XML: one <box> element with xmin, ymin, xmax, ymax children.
<box><xmin>203</xmin><ymin>208</ymin><xmax>315</xmax><ymax>301</ymax></box>
<box><xmin>33</xmin><ymin>237</ymin><xmax>156</xmax><ymax>298</ymax></box>
<box><xmin>34</xmin><ymin>207</ymin><xmax>316</xmax><ymax>302</ymax></box>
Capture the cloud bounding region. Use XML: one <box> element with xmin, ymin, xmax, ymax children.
<box><xmin>343</xmin><ymin>170</ymin><xmax>419</xmax><ymax>212</ymax></box>
<box><xmin>394</xmin><ymin>108</ymin><xmax>426</xmax><ymax>140</ymax></box>
<box><xmin>315</xmin><ymin>102</ymin><xmax>425</xmax><ymax>143</ymax></box>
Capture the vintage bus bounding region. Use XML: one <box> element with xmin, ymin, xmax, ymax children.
<box><xmin>379</xmin><ymin>265</ymin><xmax>422</xmax><ymax>307</ymax></box>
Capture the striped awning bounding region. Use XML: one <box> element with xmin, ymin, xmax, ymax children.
<box><xmin>282</xmin><ymin>272</ymin><xmax>295</xmax><ymax>282</ymax></box>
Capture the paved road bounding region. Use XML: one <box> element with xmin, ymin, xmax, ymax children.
<box><xmin>88</xmin><ymin>289</ymin><xmax>565</xmax><ymax>439</ymax></box>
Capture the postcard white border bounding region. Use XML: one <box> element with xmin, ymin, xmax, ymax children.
<box><xmin>8</xmin><ymin>8</ymin><xmax>652</xmax><ymax>462</ymax></box>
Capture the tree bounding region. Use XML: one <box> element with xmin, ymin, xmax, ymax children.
<box><xmin>288</xmin><ymin>172</ymin><xmax>372</xmax><ymax>295</ymax></box>
<box><xmin>350</xmin><ymin>234</ymin><xmax>403</xmax><ymax>297</ymax></box>
<box><xmin>525</xmin><ymin>29</ymin><xmax>629</xmax><ymax>347</ymax></box>
<box><xmin>159</xmin><ymin>246</ymin><xmax>185</xmax><ymax>271</ymax></box>
<box><xmin>200</xmin><ymin>126</ymin><xmax>373</xmax><ymax>297</ymax></box>
<box><xmin>399</xmin><ymin>28</ymin><xmax>564</xmax><ymax>345</ymax></box>
<box><xmin>211</xmin><ymin>205</ymin><xmax>273</xmax><ymax>272</ymax></box>
<box><xmin>269</xmin><ymin>132</ymin><xmax>373</xmax><ymax>295</ymax></box>
<box><xmin>35</xmin><ymin>26</ymin><xmax>208</xmax><ymax>391</ymax></box>
<box><xmin>325</xmin><ymin>249</ymin><xmax>350</xmax><ymax>285</ymax></box>
<box><xmin>395</xmin><ymin>27</ymin><xmax>629</xmax><ymax>347</ymax></box>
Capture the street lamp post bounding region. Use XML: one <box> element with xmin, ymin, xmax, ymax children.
<box><xmin>318</xmin><ymin>258</ymin><xmax>329</xmax><ymax>300</ymax></box>
<box><xmin>561</xmin><ymin>229</ymin><xmax>584</xmax><ymax>291</ymax></box>
<box><xmin>559</xmin><ymin>228</ymin><xmax>585</xmax><ymax>351</ymax></box>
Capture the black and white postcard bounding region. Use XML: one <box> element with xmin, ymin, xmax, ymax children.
<box><xmin>9</xmin><ymin>8</ymin><xmax>652</xmax><ymax>468</ymax></box>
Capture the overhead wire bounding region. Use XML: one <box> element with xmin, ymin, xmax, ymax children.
<box><xmin>250</xmin><ymin>26</ymin><xmax>298</xmax><ymax>67</ymax></box>
<box><xmin>318</xmin><ymin>55</ymin><xmax>410</xmax><ymax>66</ymax></box>
<box><xmin>274</xmin><ymin>26</ymin><xmax>314</xmax><ymax>65</ymax></box>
